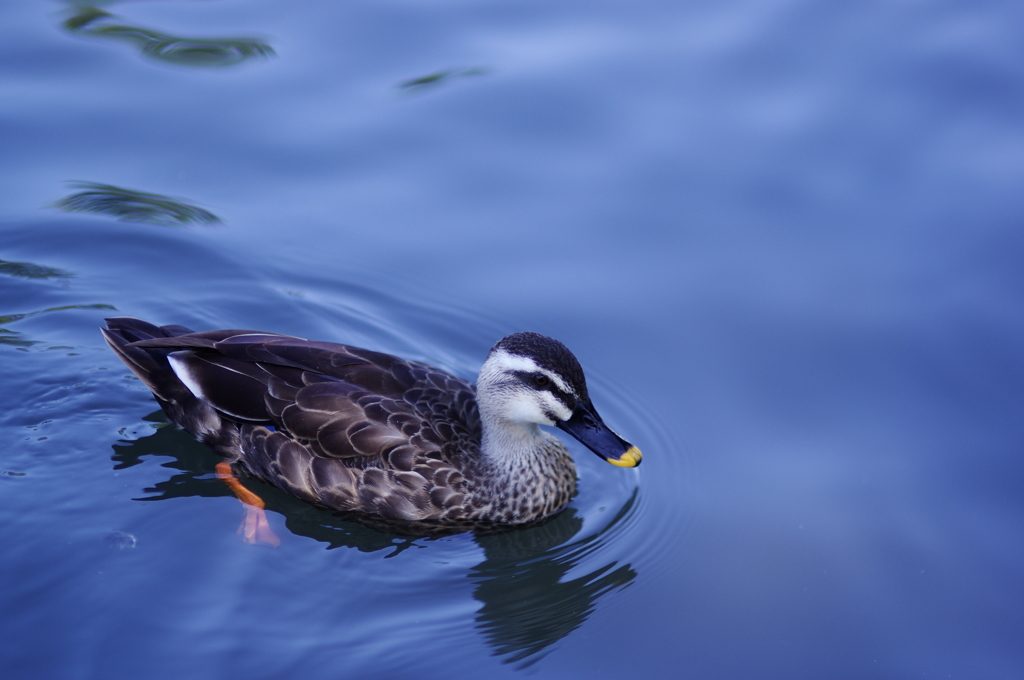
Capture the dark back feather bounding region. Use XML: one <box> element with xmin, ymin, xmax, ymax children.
<box><xmin>129</xmin><ymin>327</ymin><xmax>482</xmax><ymax>462</ymax></box>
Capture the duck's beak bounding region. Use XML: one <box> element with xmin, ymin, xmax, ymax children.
<box><xmin>556</xmin><ymin>402</ymin><xmax>642</xmax><ymax>468</ymax></box>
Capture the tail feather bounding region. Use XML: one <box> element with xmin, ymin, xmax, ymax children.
<box><xmin>101</xmin><ymin>317</ymin><xmax>189</xmax><ymax>400</ymax></box>
<box><xmin>103</xmin><ymin>317</ymin><xmax>238</xmax><ymax>457</ymax></box>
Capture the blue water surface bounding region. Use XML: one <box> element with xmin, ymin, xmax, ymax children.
<box><xmin>2</xmin><ymin>0</ymin><xmax>1023</xmax><ymax>678</ymax></box>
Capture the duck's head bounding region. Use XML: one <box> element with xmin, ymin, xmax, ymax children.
<box><xmin>477</xmin><ymin>332</ymin><xmax>642</xmax><ymax>468</ymax></box>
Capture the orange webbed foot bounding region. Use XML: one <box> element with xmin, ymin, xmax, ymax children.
<box><xmin>216</xmin><ymin>462</ymin><xmax>281</xmax><ymax>547</ymax></box>
<box><xmin>237</xmin><ymin>502</ymin><xmax>282</xmax><ymax>547</ymax></box>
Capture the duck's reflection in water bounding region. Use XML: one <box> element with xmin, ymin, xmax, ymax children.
<box><xmin>112</xmin><ymin>412</ymin><xmax>638</xmax><ymax>666</ymax></box>
<box><xmin>471</xmin><ymin>509</ymin><xmax>637</xmax><ymax>667</ymax></box>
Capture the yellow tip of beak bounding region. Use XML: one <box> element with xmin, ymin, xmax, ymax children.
<box><xmin>607</xmin><ymin>446</ymin><xmax>642</xmax><ymax>468</ymax></box>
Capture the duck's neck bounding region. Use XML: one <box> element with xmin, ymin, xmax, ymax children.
<box><xmin>473</xmin><ymin>355</ymin><xmax>577</xmax><ymax>485</ymax></box>
<box><xmin>479</xmin><ymin>414</ymin><xmax>550</xmax><ymax>475</ymax></box>
<box><xmin>475</xmin><ymin>409</ymin><xmax>577</xmax><ymax>521</ymax></box>
<box><xmin>470</xmin><ymin>352</ymin><xmax>579</xmax><ymax>521</ymax></box>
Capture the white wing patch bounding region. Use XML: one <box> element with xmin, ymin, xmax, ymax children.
<box><xmin>169</xmin><ymin>350</ymin><xmax>265</xmax><ymax>421</ymax></box>
<box><xmin>168</xmin><ymin>351</ymin><xmax>208</xmax><ymax>401</ymax></box>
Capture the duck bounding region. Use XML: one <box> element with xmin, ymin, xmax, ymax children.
<box><xmin>102</xmin><ymin>317</ymin><xmax>641</xmax><ymax>541</ymax></box>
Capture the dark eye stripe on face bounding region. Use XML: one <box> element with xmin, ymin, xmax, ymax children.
<box><xmin>512</xmin><ymin>371</ymin><xmax>576</xmax><ymax>410</ymax></box>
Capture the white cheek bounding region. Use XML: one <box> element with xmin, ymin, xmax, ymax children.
<box><xmin>501</xmin><ymin>391</ymin><xmax>573</xmax><ymax>425</ymax></box>
<box><xmin>503</xmin><ymin>392</ymin><xmax>555</xmax><ymax>425</ymax></box>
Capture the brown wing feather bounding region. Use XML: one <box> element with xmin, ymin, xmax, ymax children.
<box><xmin>130</xmin><ymin>327</ymin><xmax>481</xmax><ymax>458</ymax></box>
<box><xmin>111</xmin><ymin>320</ymin><xmax>491</xmax><ymax>522</ymax></box>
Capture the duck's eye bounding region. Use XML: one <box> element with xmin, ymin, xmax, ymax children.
<box><xmin>533</xmin><ymin>374</ymin><xmax>550</xmax><ymax>387</ymax></box>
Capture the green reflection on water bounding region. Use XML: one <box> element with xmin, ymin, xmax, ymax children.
<box><xmin>0</xmin><ymin>330</ymin><xmax>37</xmax><ymax>348</ymax></box>
<box><xmin>62</xmin><ymin>4</ymin><xmax>274</xmax><ymax>68</ymax></box>
<box><xmin>0</xmin><ymin>303</ymin><xmax>116</xmax><ymax>346</ymax></box>
<box><xmin>398</xmin><ymin>68</ymin><xmax>489</xmax><ymax>94</ymax></box>
<box><xmin>0</xmin><ymin>260</ymin><xmax>74</xmax><ymax>280</ymax></box>
<box><xmin>55</xmin><ymin>182</ymin><xmax>221</xmax><ymax>227</ymax></box>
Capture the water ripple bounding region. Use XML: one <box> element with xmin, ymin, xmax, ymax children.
<box><xmin>62</xmin><ymin>5</ymin><xmax>274</xmax><ymax>68</ymax></box>
<box><xmin>54</xmin><ymin>182</ymin><xmax>221</xmax><ymax>227</ymax></box>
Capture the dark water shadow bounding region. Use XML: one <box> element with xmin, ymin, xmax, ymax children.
<box><xmin>54</xmin><ymin>182</ymin><xmax>221</xmax><ymax>227</ymax></box>
<box><xmin>62</xmin><ymin>4</ymin><xmax>274</xmax><ymax>68</ymax></box>
<box><xmin>112</xmin><ymin>411</ymin><xmax>638</xmax><ymax>666</ymax></box>
<box><xmin>472</xmin><ymin>495</ymin><xmax>638</xmax><ymax>668</ymax></box>
<box><xmin>0</xmin><ymin>260</ymin><xmax>80</xmax><ymax>346</ymax></box>
<box><xmin>0</xmin><ymin>260</ymin><xmax>74</xmax><ymax>280</ymax></box>
<box><xmin>113</xmin><ymin>412</ymin><xmax>410</xmax><ymax>554</ymax></box>
<box><xmin>398</xmin><ymin>68</ymin><xmax>489</xmax><ymax>94</ymax></box>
